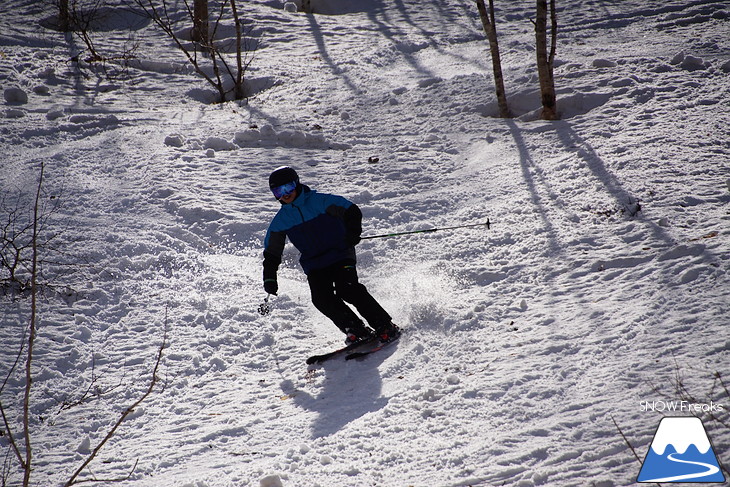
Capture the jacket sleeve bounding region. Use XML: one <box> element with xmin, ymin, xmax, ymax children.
<box><xmin>322</xmin><ymin>195</ymin><xmax>362</xmax><ymax>246</ymax></box>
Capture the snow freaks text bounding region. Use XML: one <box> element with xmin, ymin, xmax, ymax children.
<box><xmin>640</xmin><ymin>401</ymin><xmax>725</xmax><ymax>413</ymax></box>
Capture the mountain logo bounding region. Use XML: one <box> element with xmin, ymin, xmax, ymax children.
<box><xmin>638</xmin><ymin>416</ymin><xmax>725</xmax><ymax>483</ymax></box>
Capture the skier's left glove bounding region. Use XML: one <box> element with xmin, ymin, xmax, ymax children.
<box><xmin>343</xmin><ymin>204</ymin><xmax>362</xmax><ymax>247</ymax></box>
<box><xmin>345</xmin><ymin>233</ymin><xmax>361</xmax><ymax>247</ymax></box>
<box><xmin>264</xmin><ymin>279</ymin><xmax>278</xmax><ymax>296</ymax></box>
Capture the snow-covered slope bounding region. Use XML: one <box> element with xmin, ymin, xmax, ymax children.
<box><xmin>1</xmin><ymin>0</ymin><xmax>728</xmax><ymax>486</ymax></box>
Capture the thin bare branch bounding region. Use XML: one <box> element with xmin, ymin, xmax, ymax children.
<box><xmin>611</xmin><ymin>415</ymin><xmax>641</xmax><ymax>463</ymax></box>
<box><xmin>66</xmin><ymin>459</ymin><xmax>139</xmax><ymax>486</ymax></box>
<box><xmin>717</xmin><ymin>371</ymin><xmax>729</xmax><ymax>399</ymax></box>
<box><xmin>63</xmin><ymin>326</ymin><xmax>168</xmax><ymax>487</ymax></box>
<box><xmin>133</xmin><ymin>0</ymin><xmax>253</xmax><ymax>102</ymax></box>
<box><xmin>0</xmin><ymin>322</ymin><xmax>28</xmax><ymax>470</ymax></box>
<box><xmin>611</xmin><ymin>416</ymin><xmax>663</xmax><ymax>487</ymax></box>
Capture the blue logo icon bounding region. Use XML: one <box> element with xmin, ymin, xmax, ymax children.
<box><xmin>638</xmin><ymin>417</ymin><xmax>725</xmax><ymax>483</ymax></box>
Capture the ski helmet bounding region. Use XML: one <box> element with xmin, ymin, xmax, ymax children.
<box><xmin>268</xmin><ymin>166</ymin><xmax>301</xmax><ymax>200</ymax></box>
<box><xmin>268</xmin><ymin>166</ymin><xmax>299</xmax><ymax>189</ymax></box>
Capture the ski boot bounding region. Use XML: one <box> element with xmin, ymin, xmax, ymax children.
<box><xmin>343</xmin><ymin>324</ymin><xmax>376</xmax><ymax>345</ymax></box>
<box><xmin>375</xmin><ymin>322</ymin><xmax>401</xmax><ymax>344</ymax></box>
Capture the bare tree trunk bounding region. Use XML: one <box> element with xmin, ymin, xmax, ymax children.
<box><xmin>550</xmin><ymin>0</ymin><xmax>557</xmax><ymax>69</ymax></box>
<box><xmin>192</xmin><ymin>0</ymin><xmax>209</xmax><ymax>46</ymax></box>
<box><xmin>535</xmin><ymin>0</ymin><xmax>558</xmax><ymax>120</ymax></box>
<box><xmin>21</xmin><ymin>162</ymin><xmax>44</xmax><ymax>487</ymax></box>
<box><xmin>229</xmin><ymin>0</ymin><xmax>245</xmax><ymax>100</ymax></box>
<box><xmin>476</xmin><ymin>0</ymin><xmax>510</xmax><ymax>118</ymax></box>
<box><xmin>135</xmin><ymin>0</ymin><xmax>254</xmax><ymax>103</ymax></box>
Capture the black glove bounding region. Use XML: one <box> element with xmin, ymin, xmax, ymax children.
<box><xmin>343</xmin><ymin>204</ymin><xmax>362</xmax><ymax>247</ymax></box>
<box><xmin>345</xmin><ymin>233</ymin><xmax>361</xmax><ymax>247</ymax></box>
<box><xmin>264</xmin><ymin>279</ymin><xmax>278</xmax><ymax>296</ymax></box>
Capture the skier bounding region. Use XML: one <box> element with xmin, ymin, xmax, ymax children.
<box><xmin>263</xmin><ymin>166</ymin><xmax>400</xmax><ymax>345</ymax></box>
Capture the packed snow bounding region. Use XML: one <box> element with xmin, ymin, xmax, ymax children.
<box><xmin>1</xmin><ymin>0</ymin><xmax>728</xmax><ymax>486</ymax></box>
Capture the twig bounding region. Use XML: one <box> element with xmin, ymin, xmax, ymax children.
<box><xmin>0</xmin><ymin>322</ymin><xmax>28</xmax><ymax>470</ymax></box>
<box><xmin>67</xmin><ymin>459</ymin><xmax>139</xmax><ymax>485</ymax></box>
<box><xmin>50</xmin><ymin>353</ymin><xmax>126</xmax><ymax>414</ymax></box>
<box><xmin>611</xmin><ymin>415</ymin><xmax>641</xmax><ymax>463</ymax></box>
<box><xmin>611</xmin><ymin>416</ymin><xmax>662</xmax><ymax>487</ymax></box>
<box><xmin>712</xmin><ymin>371</ymin><xmax>729</xmax><ymax>400</ymax></box>
<box><xmin>63</xmin><ymin>326</ymin><xmax>168</xmax><ymax>487</ymax></box>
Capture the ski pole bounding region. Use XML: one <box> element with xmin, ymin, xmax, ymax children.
<box><xmin>257</xmin><ymin>294</ymin><xmax>273</xmax><ymax>316</ymax></box>
<box><xmin>361</xmin><ymin>218</ymin><xmax>490</xmax><ymax>240</ymax></box>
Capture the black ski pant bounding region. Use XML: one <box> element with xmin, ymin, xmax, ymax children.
<box><xmin>307</xmin><ymin>260</ymin><xmax>391</xmax><ymax>335</ymax></box>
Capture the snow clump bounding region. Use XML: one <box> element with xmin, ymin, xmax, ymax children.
<box><xmin>259</xmin><ymin>474</ymin><xmax>283</xmax><ymax>487</ymax></box>
<box><xmin>3</xmin><ymin>87</ymin><xmax>28</xmax><ymax>104</ymax></box>
<box><xmin>165</xmin><ymin>134</ymin><xmax>185</xmax><ymax>147</ymax></box>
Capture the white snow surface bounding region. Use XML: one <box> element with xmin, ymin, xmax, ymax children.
<box><xmin>1</xmin><ymin>0</ymin><xmax>729</xmax><ymax>486</ymax></box>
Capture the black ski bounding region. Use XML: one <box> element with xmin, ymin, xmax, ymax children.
<box><xmin>345</xmin><ymin>334</ymin><xmax>400</xmax><ymax>360</ymax></box>
<box><xmin>306</xmin><ymin>335</ymin><xmax>378</xmax><ymax>365</ymax></box>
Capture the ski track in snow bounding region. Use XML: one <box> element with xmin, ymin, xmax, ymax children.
<box><xmin>1</xmin><ymin>0</ymin><xmax>729</xmax><ymax>486</ymax></box>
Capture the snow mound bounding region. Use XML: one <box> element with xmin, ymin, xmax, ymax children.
<box><xmin>234</xmin><ymin>124</ymin><xmax>351</xmax><ymax>150</ymax></box>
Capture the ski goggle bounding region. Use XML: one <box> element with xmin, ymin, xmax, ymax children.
<box><xmin>271</xmin><ymin>181</ymin><xmax>297</xmax><ymax>199</ymax></box>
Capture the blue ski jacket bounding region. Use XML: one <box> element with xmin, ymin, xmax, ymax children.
<box><xmin>263</xmin><ymin>185</ymin><xmax>362</xmax><ymax>276</ymax></box>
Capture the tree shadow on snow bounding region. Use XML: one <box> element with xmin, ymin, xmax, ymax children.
<box><xmin>505</xmin><ymin>118</ymin><xmax>681</xmax><ymax>249</ymax></box>
<box><xmin>280</xmin><ymin>346</ymin><xmax>397</xmax><ymax>438</ymax></box>
<box><xmin>305</xmin><ymin>14</ymin><xmax>360</xmax><ymax>95</ymax></box>
<box><xmin>553</xmin><ymin>120</ymin><xmax>680</xmax><ymax>248</ymax></box>
<box><xmin>506</xmin><ymin>119</ymin><xmax>564</xmax><ymax>256</ymax></box>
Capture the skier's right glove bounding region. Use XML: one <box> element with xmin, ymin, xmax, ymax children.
<box><xmin>264</xmin><ymin>279</ymin><xmax>278</xmax><ymax>296</ymax></box>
